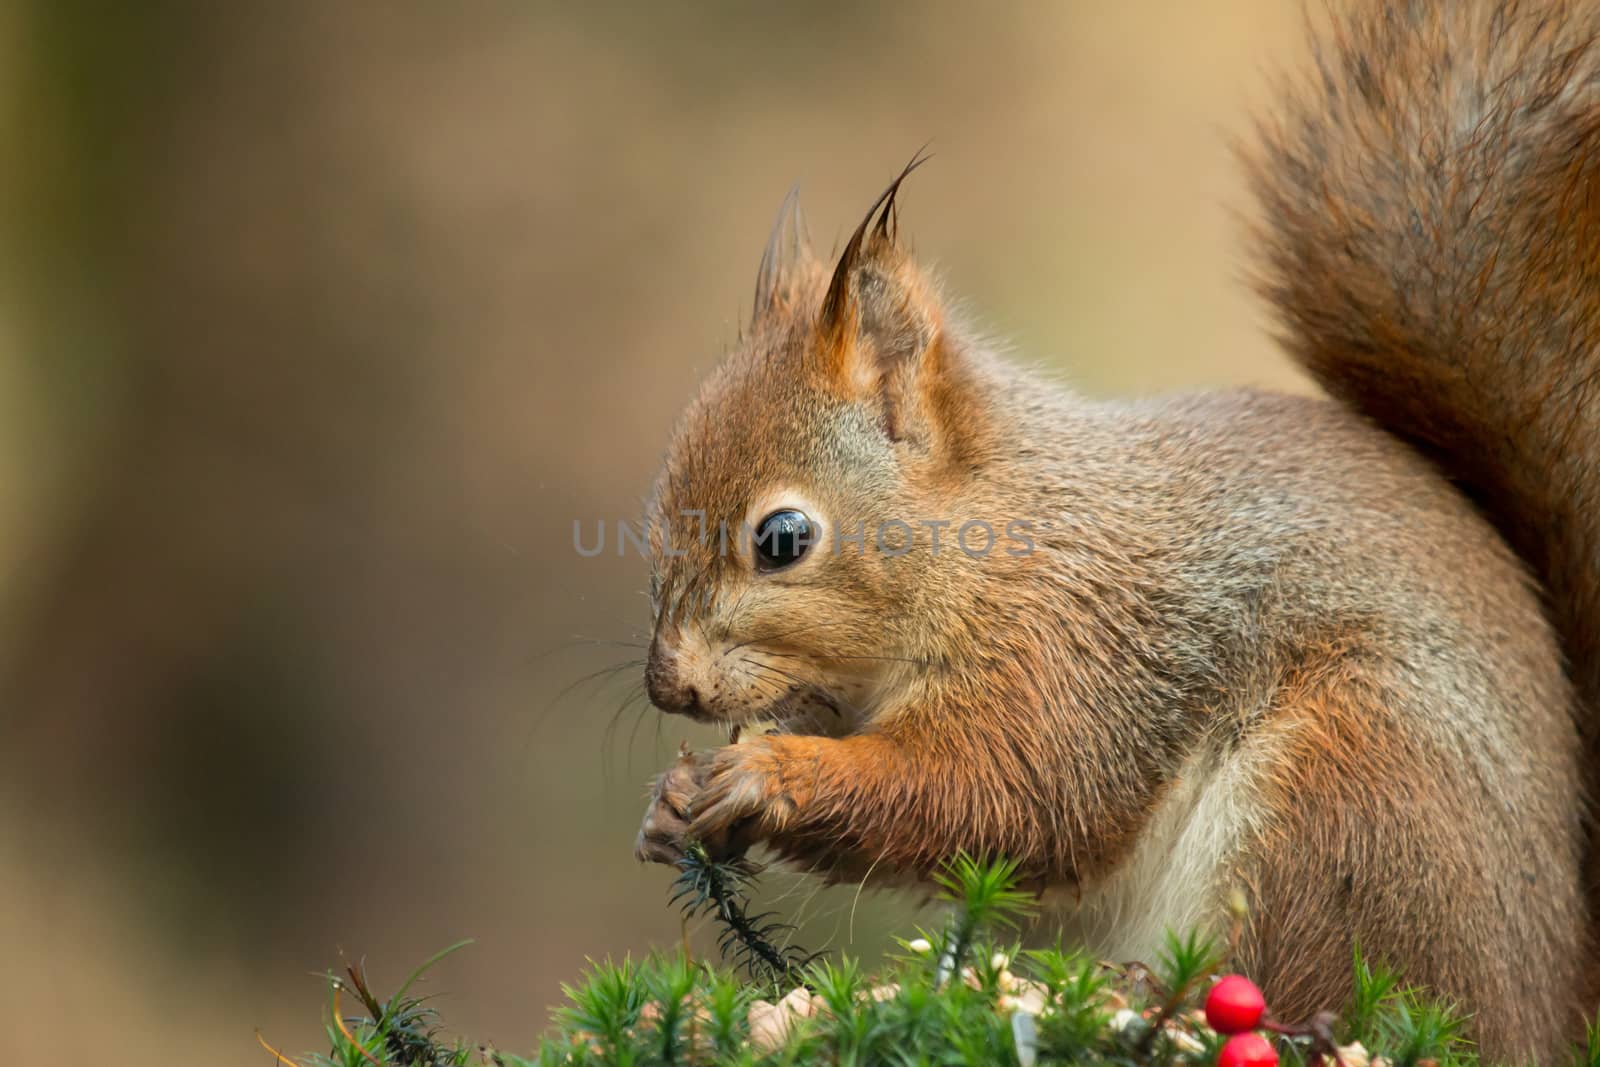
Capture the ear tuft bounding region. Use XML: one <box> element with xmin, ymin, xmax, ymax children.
<box><xmin>752</xmin><ymin>184</ymin><xmax>815</xmax><ymax>322</ymax></box>
<box><xmin>818</xmin><ymin>150</ymin><xmax>932</xmax><ymax>340</ymax></box>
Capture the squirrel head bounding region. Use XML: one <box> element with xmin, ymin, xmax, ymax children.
<box><xmin>643</xmin><ymin>161</ymin><xmax>1014</xmax><ymax>739</ymax></box>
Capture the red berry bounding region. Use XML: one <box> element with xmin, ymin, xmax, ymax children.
<box><xmin>1217</xmin><ymin>1032</ymin><xmax>1278</xmax><ymax>1067</ymax></box>
<box><xmin>1205</xmin><ymin>975</ymin><xmax>1266</xmax><ymax>1034</ymax></box>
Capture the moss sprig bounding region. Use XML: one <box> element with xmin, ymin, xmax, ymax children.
<box><xmin>669</xmin><ymin>841</ymin><xmax>815</xmax><ymax>990</ymax></box>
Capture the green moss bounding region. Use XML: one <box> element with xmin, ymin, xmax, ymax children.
<box><xmin>281</xmin><ymin>856</ymin><xmax>1579</xmax><ymax>1067</ymax></box>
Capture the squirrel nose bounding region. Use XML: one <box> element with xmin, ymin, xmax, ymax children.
<box><xmin>646</xmin><ymin>639</ymin><xmax>704</xmax><ymax>716</ymax></box>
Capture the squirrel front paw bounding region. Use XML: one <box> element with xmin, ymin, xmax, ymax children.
<box><xmin>635</xmin><ymin>738</ymin><xmax>807</xmax><ymax>867</ymax></box>
<box><xmin>635</xmin><ymin>744</ymin><xmax>709</xmax><ymax>865</ymax></box>
<box><xmin>686</xmin><ymin>738</ymin><xmax>803</xmax><ymax>850</ymax></box>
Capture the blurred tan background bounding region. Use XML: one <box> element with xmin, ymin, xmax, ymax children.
<box><xmin>0</xmin><ymin>3</ymin><xmax>1313</xmax><ymax>1062</ymax></box>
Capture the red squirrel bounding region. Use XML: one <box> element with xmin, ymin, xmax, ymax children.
<box><xmin>633</xmin><ymin>3</ymin><xmax>1600</xmax><ymax>1059</ymax></box>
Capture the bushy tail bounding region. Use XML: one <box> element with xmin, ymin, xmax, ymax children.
<box><xmin>1247</xmin><ymin>1</ymin><xmax>1600</xmax><ymax>798</ymax></box>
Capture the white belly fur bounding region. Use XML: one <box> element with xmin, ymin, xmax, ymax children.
<box><xmin>1049</xmin><ymin>742</ymin><xmax>1269</xmax><ymax>962</ymax></box>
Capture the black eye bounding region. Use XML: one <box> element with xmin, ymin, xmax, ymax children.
<box><xmin>754</xmin><ymin>509</ymin><xmax>814</xmax><ymax>571</ymax></box>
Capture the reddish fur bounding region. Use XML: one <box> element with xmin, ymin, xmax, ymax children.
<box><xmin>1246</xmin><ymin>0</ymin><xmax>1600</xmax><ymax>1038</ymax></box>
<box><xmin>634</xmin><ymin>3</ymin><xmax>1600</xmax><ymax>1061</ymax></box>
<box><xmin>1241</xmin><ymin>649</ymin><xmax>1584</xmax><ymax>1046</ymax></box>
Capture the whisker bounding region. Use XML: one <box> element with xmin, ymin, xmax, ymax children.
<box><xmin>848</xmin><ymin>851</ymin><xmax>888</xmax><ymax>946</ymax></box>
<box><xmin>531</xmin><ymin>635</ymin><xmax>650</xmax><ymax>663</ymax></box>
<box><xmin>600</xmin><ymin>682</ymin><xmax>650</xmax><ymax>794</ymax></box>
<box><xmin>532</xmin><ymin>614</ymin><xmax>651</xmax><ymax>658</ymax></box>
<box><xmin>545</xmin><ymin>659</ymin><xmax>646</xmax><ymax>715</ymax></box>
<box><xmin>723</xmin><ymin>579</ymin><xmax>756</xmax><ymax>635</ymax></box>
<box><xmin>525</xmin><ymin>657</ymin><xmax>646</xmax><ymax>769</ymax></box>
<box><xmin>624</xmin><ymin>690</ymin><xmax>656</xmax><ymax>785</ymax></box>
<box><xmin>745</xmin><ymin>661</ymin><xmax>805</xmax><ymax>687</ymax></box>
<box><xmin>724</xmin><ymin>624</ymin><xmax>829</xmax><ymax>654</ymax></box>
<box><xmin>763</xmin><ymin>649</ymin><xmax>937</xmax><ymax>668</ymax></box>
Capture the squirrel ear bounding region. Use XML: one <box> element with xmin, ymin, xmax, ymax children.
<box><xmin>816</xmin><ymin>154</ymin><xmax>954</xmax><ymax>446</ymax></box>
<box><xmin>752</xmin><ymin>185</ymin><xmax>816</xmax><ymax>323</ymax></box>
